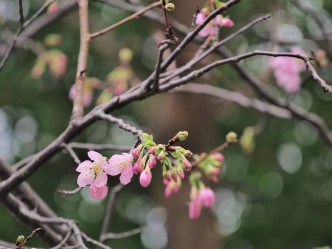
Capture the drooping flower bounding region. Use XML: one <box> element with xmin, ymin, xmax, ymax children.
<box><xmin>189</xmin><ymin>196</ymin><xmax>202</xmax><ymax>219</ymax></box>
<box><xmin>76</xmin><ymin>151</ymin><xmax>109</xmax><ymax>188</ymax></box>
<box><xmin>89</xmin><ymin>181</ymin><xmax>108</xmax><ymax>200</ymax></box>
<box><xmin>106</xmin><ymin>153</ymin><xmax>134</xmax><ymax>185</ymax></box>
<box><xmin>198</xmin><ymin>187</ymin><xmax>215</xmax><ymax>207</ymax></box>
<box><xmin>270</xmin><ymin>47</ymin><xmax>306</xmax><ymax>93</ymax></box>
<box><xmin>139</xmin><ymin>168</ymin><xmax>152</xmax><ymax>187</ymax></box>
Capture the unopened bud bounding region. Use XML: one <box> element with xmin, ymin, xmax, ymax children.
<box><xmin>176</xmin><ymin>131</ymin><xmax>188</xmax><ymax>141</ymax></box>
<box><xmin>119</xmin><ymin>48</ymin><xmax>133</xmax><ymax>63</ymax></box>
<box><xmin>165</xmin><ymin>3</ymin><xmax>175</xmax><ymax>11</ymax></box>
<box><xmin>16</xmin><ymin>235</ymin><xmax>25</xmax><ymax>245</ymax></box>
<box><xmin>226</xmin><ymin>132</ymin><xmax>238</xmax><ymax>143</ymax></box>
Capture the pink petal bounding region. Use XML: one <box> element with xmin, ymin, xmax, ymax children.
<box><xmin>120</xmin><ymin>164</ymin><xmax>134</xmax><ymax>185</ymax></box>
<box><xmin>77</xmin><ymin>172</ymin><xmax>94</xmax><ymax>187</ymax></box>
<box><xmin>94</xmin><ymin>172</ymin><xmax>108</xmax><ymax>187</ymax></box>
<box><xmin>106</xmin><ymin>153</ymin><xmax>133</xmax><ymax>176</ymax></box>
<box><xmin>196</xmin><ymin>12</ymin><xmax>206</xmax><ymax>25</ymax></box>
<box><xmin>216</xmin><ymin>15</ymin><xmax>223</xmax><ymax>27</ymax></box>
<box><xmin>76</xmin><ymin>160</ymin><xmax>91</xmax><ymax>172</ymax></box>
<box><xmin>198</xmin><ymin>26</ymin><xmax>214</xmax><ymax>37</ymax></box>
<box><xmin>106</xmin><ymin>154</ymin><xmax>123</xmax><ymax>175</ymax></box>
<box><xmin>88</xmin><ymin>151</ymin><xmax>103</xmax><ymax>162</ymax></box>
<box><xmin>90</xmin><ymin>182</ymin><xmax>108</xmax><ymax>200</ymax></box>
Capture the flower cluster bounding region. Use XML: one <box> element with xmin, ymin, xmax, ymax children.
<box><xmin>131</xmin><ymin>131</ymin><xmax>193</xmax><ymax>190</ymax></box>
<box><xmin>75</xmin><ymin>131</ymin><xmax>193</xmax><ymax>200</ymax></box>
<box><xmin>75</xmin><ymin>132</ymin><xmax>234</xmax><ymax>220</ymax></box>
<box><xmin>270</xmin><ymin>47</ymin><xmax>306</xmax><ymax>93</ymax></box>
<box><xmin>189</xmin><ymin>172</ymin><xmax>216</xmax><ymax>219</ymax></box>
<box><xmin>194</xmin><ymin>152</ymin><xmax>224</xmax><ymax>183</ymax></box>
<box><xmin>195</xmin><ymin>1</ymin><xmax>234</xmax><ymax>38</ymax></box>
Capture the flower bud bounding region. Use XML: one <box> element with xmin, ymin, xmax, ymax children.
<box><xmin>177</xmin><ymin>168</ymin><xmax>185</xmax><ymax>180</ymax></box>
<box><xmin>226</xmin><ymin>132</ymin><xmax>238</xmax><ymax>143</ymax></box>
<box><xmin>211</xmin><ymin>152</ymin><xmax>224</xmax><ymax>162</ymax></box>
<box><xmin>189</xmin><ymin>197</ymin><xmax>201</xmax><ymax>219</ymax></box>
<box><xmin>16</xmin><ymin>235</ymin><xmax>25</xmax><ymax>245</ymax></box>
<box><xmin>147</xmin><ymin>155</ymin><xmax>157</xmax><ymax>168</ymax></box>
<box><xmin>119</xmin><ymin>48</ymin><xmax>133</xmax><ymax>63</ymax></box>
<box><xmin>181</xmin><ymin>155</ymin><xmax>191</xmax><ymax>170</ymax></box>
<box><xmin>148</xmin><ymin>146</ymin><xmax>156</xmax><ymax>154</ymax></box>
<box><xmin>157</xmin><ymin>151</ymin><xmax>165</xmax><ymax>161</ymax></box>
<box><xmin>165</xmin><ymin>3</ymin><xmax>175</xmax><ymax>11</ymax></box>
<box><xmin>140</xmin><ymin>168</ymin><xmax>152</xmax><ymax>187</ymax></box>
<box><xmin>198</xmin><ymin>187</ymin><xmax>215</xmax><ymax>207</ymax></box>
<box><xmin>131</xmin><ymin>144</ymin><xmax>142</xmax><ymax>158</ymax></box>
<box><xmin>176</xmin><ymin>131</ymin><xmax>188</xmax><ymax>141</ymax></box>
<box><xmin>222</xmin><ymin>17</ymin><xmax>234</xmax><ymax>27</ymax></box>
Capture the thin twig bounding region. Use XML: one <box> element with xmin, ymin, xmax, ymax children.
<box><xmin>99</xmin><ymin>184</ymin><xmax>124</xmax><ymax>242</ymax></box>
<box><xmin>147</xmin><ymin>43</ymin><xmax>170</xmax><ymax>91</ymax></box>
<box><xmin>81</xmin><ymin>232</ymin><xmax>111</xmax><ymax>249</ymax></box>
<box><xmin>174</xmin><ymin>83</ymin><xmax>291</xmax><ymax>119</ymax></box>
<box><xmin>101</xmin><ymin>227</ymin><xmax>143</xmax><ymax>241</ymax></box>
<box><xmin>15</xmin><ymin>228</ymin><xmax>42</xmax><ymax>249</ymax></box>
<box><xmin>57</xmin><ymin>187</ymin><xmax>83</xmax><ymax>198</ymax></box>
<box><xmin>161</xmin><ymin>14</ymin><xmax>272</xmax><ymax>83</ymax></box>
<box><xmin>90</xmin><ymin>2</ymin><xmax>161</xmax><ymax>39</ymax></box>
<box><xmin>50</xmin><ymin>229</ymin><xmax>72</xmax><ymax>249</ymax></box>
<box><xmin>98</xmin><ymin>112</ymin><xmax>142</xmax><ymax>136</ymax></box>
<box><xmin>62</xmin><ymin>143</ymin><xmax>81</xmax><ymax>164</ymax></box>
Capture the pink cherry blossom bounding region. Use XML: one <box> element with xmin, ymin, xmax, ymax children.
<box><xmin>196</xmin><ymin>11</ymin><xmax>222</xmax><ymax>37</ymax></box>
<box><xmin>270</xmin><ymin>47</ymin><xmax>306</xmax><ymax>93</ymax></box>
<box><xmin>76</xmin><ymin>151</ymin><xmax>109</xmax><ymax>188</ymax></box>
<box><xmin>189</xmin><ymin>197</ymin><xmax>201</xmax><ymax>219</ymax></box>
<box><xmin>139</xmin><ymin>168</ymin><xmax>152</xmax><ymax>187</ymax></box>
<box><xmin>89</xmin><ymin>181</ymin><xmax>108</xmax><ymax>200</ymax></box>
<box><xmin>198</xmin><ymin>188</ymin><xmax>215</xmax><ymax>207</ymax></box>
<box><xmin>106</xmin><ymin>153</ymin><xmax>134</xmax><ymax>185</ymax></box>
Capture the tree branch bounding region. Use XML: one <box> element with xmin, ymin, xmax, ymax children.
<box><xmin>71</xmin><ymin>0</ymin><xmax>91</xmax><ymax>122</ymax></box>
<box><xmin>90</xmin><ymin>1</ymin><xmax>161</xmax><ymax>39</ymax></box>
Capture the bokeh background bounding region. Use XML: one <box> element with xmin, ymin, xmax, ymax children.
<box><xmin>1</xmin><ymin>0</ymin><xmax>332</xmax><ymax>248</ymax></box>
